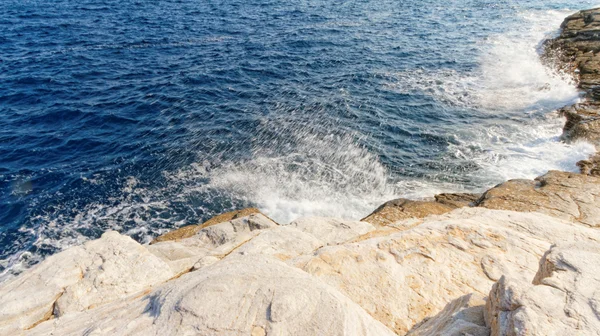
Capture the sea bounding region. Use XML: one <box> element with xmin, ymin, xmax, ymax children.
<box><xmin>1</xmin><ymin>0</ymin><xmax>598</xmax><ymax>280</ymax></box>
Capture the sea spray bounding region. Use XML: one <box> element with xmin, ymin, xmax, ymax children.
<box><xmin>2</xmin><ymin>1</ymin><xmax>599</xmax><ymax>283</ymax></box>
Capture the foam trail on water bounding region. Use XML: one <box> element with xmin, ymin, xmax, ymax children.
<box><xmin>467</xmin><ymin>9</ymin><xmax>595</xmax><ymax>182</ymax></box>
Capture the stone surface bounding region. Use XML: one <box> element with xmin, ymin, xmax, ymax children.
<box><xmin>577</xmin><ymin>152</ymin><xmax>600</xmax><ymax>176</ymax></box>
<box><xmin>150</xmin><ymin>207</ymin><xmax>266</xmax><ymax>244</ymax></box>
<box><xmin>0</xmin><ymin>231</ymin><xmax>173</xmax><ymax>334</ymax></box>
<box><xmin>1</xmin><ymin>206</ymin><xmax>599</xmax><ymax>335</ymax></box>
<box><xmin>434</xmin><ymin>193</ymin><xmax>481</xmax><ymax>208</ymax></box>
<box><xmin>29</xmin><ymin>256</ymin><xmax>397</xmax><ymax>336</ymax></box>
<box><xmin>485</xmin><ymin>243</ymin><xmax>600</xmax><ymax>336</ymax></box>
<box><xmin>544</xmin><ymin>8</ymin><xmax>600</xmax><ymax>92</ymax></box>
<box><xmin>148</xmin><ymin>213</ymin><xmax>278</xmax><ymax>274</ymax></box>
<box><xmin>290</xmin><ymin>208</ymin><xmax>600</xmax><ymax>335</ymax></box>
<box><xmin>361</xmin><ymin>198</ymin><xmax>456</xmax><ymax>226</ymax></box>
<box><xmin>559</xmin><ymin>102</ymin><xmax>600</xmax><ymax>144</ymax></box>
<box><xmin>289</xmin><ymin>217</ymin><xmax>376</xmax><ymax>245</ymax></box>
<box><xmin>407</xmin><ymin>294</ymin><xmax>489</xmax><ymax>336</ymax></box>
<box><xmin>476</xmin><ymin>170</ymin><xmax>600</xmax><ymax>227</ymax></box>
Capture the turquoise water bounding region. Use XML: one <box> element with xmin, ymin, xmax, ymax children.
<box><xmin>0</xmin><ymin>0</ymin><xmax>597</xmax><ymax>278</ymax></box>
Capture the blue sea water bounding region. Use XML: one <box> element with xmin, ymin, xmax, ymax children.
<box><xmin>0</xmin><ymin>0</ymin><xmax>598</xmax><ymax>278</ymax></box>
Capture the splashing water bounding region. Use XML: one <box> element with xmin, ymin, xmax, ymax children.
<box><xmin>1</xmin><ymin>1</ymin><xmax>599</xmax><ymax>281</ymax></box>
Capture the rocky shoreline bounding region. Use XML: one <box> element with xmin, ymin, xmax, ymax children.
<box><xmin>2</xmin><ymin>9</ymin><xmax>600</xmax><ymax>336</ymax></box>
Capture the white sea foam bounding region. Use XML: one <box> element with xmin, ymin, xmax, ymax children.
<box><xmin>389</xmin><ymin>10</ymin><xmax>580</xmax><ymax>110</ymax></box>
<box><xmin>387</xmin><ymin>8</ymin><xmax>594</xmax><ymax>187</ymax></box>
<box><xmin>477</xmin><ymin>10</ymin><xmax>580</xmax><ymax>110</ymax></box>
<box><xmin>165</xmin><ymin>113</ymin><xmax>399</xmax><ymax>224</ymax></box>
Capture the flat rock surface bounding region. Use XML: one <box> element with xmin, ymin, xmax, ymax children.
<box><xmin>361</xmin><ymin>198</ymin><xmax>456</xmax><ymax>226</ymax></box>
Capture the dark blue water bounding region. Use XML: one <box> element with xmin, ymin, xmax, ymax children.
<box><xmin>0</xmin><ymin>0</ymin><xmax>596</xmax><ymax>278</ymax></box>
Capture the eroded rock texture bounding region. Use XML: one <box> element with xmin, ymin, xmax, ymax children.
<box><xmin>0</xmin><ymin>207</ymin><xmax>598</xmax><ymax>335</ymax></box>
<box><xmin>485</xmin><ymin>243</ymin><xmax>600</xmax><ymax>336</ymax></box>
<box><xmin>546</xmin><ymin>8</ymin><xmax>600</xmax><ymax>173</ymax></box>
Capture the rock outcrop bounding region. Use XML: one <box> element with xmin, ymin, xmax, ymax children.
<box><xmin>1</xmin><ymin>207</ymin><xmax>599</xmax><ymax>335</ymax></box>
<box><xmin>361</xmin><ymin>193</ymin><xmax>480</xmax><ymax>227</ymax></box>
<box><xmin>0</xmin><ymin>231</ymin><xmax>173</xmax><ymax>334</ymax></box>
<box><xmin>545</xmin><ymin>8</ymin><xmax>600</xmax><ymax>174</ymax></box>
<box><xmin>150</xmin><ymin>207</ymin><xmax>265</xmax><ymax>244</ymax></box>
<box><xmin>475</xmin><ymin>170</ymin><xmax>600</xmax><ymax>227</ymax></box>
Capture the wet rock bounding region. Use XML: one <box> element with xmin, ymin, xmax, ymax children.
<box><xmin>559</xmin><ymin>102</ymin><xmax>600</xmax><ymax>144</ymax></box>
<box><xmin>577</xmin><ymin>152</ymin><xmax>600</xmax><ymax>176</ymax></box>
<box><xmin>150</xmin><ymin>207</ymin><xmax>267</xmax><ymax>244</ymax></box>
<box><xmin>476</xmin><ymin>170</ymin><xmax>600</xmax><ymax>227</ymax></box>
<box><xmin>544</xmin><ymin>8</ymin><xmax>600</xmax><ymax>92</ymax></box>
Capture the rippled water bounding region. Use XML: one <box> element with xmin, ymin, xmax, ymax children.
<box><xmin>1</xmin><ymin>0</ymin><xmax>598</xmax><ymax>279</ymax></box>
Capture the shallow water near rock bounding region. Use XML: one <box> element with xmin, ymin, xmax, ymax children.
<box><xmin>0</xmin><ymin>0</ymin><xmax>598</xmax><ymax>279</ymax></box>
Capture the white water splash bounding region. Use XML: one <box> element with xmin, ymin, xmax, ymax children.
<box><xmin>386</xmin><ymin>8</ymin><xmax>594</xmax><ymax>188</ymax></box>
<box><xmin>3</xmin><ymin>5</ymin><xmax>597</xmax><ymax>284</ymax></box>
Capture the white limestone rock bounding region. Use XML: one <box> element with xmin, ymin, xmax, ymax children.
<box><xmin>230</xmin><ymin>226</ymin><xmax>324</xmax><ymax>260</ymax></box>
<box><xmin>289</xmin><ymin>208</ymin><xmax>600</xmax><ymax>334</ymax></box>
<box><xmin>0</xmin><ymin>231</ymin><xmax>173</xmax><ymax>333</ymax></box>
<box><xmin>2</xmin><ymin>207</ymin><xmax>600</xmax><ymax>335</ymax></box>
<box><xmin>29</xmin><ymin>255</ymin><xmax>397</xmax><ymax>336</ymax></box>
<box><xmin>288</xmin><ymin>217</ymin><xmax>376</xmax><ymax>245</ymax></box>
<box><xmin>147</xmin><ymin>213</ymin><xmax>278</xmax><ymax>274</ymax></box>
<box><xmin>486</xmin><ymin>243</ymin><xmax>600</xmax><ymax>336</ymax></box>
<box><xmin>407</xmin><ymin>293</ymin><xmax>489</xmax><ymax>336</ymax></box>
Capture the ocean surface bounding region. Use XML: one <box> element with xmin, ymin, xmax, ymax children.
<box><xmin>1</xmin><ymin>0</ymin><xmax>598</xmax><ymax>280</ymax></box>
